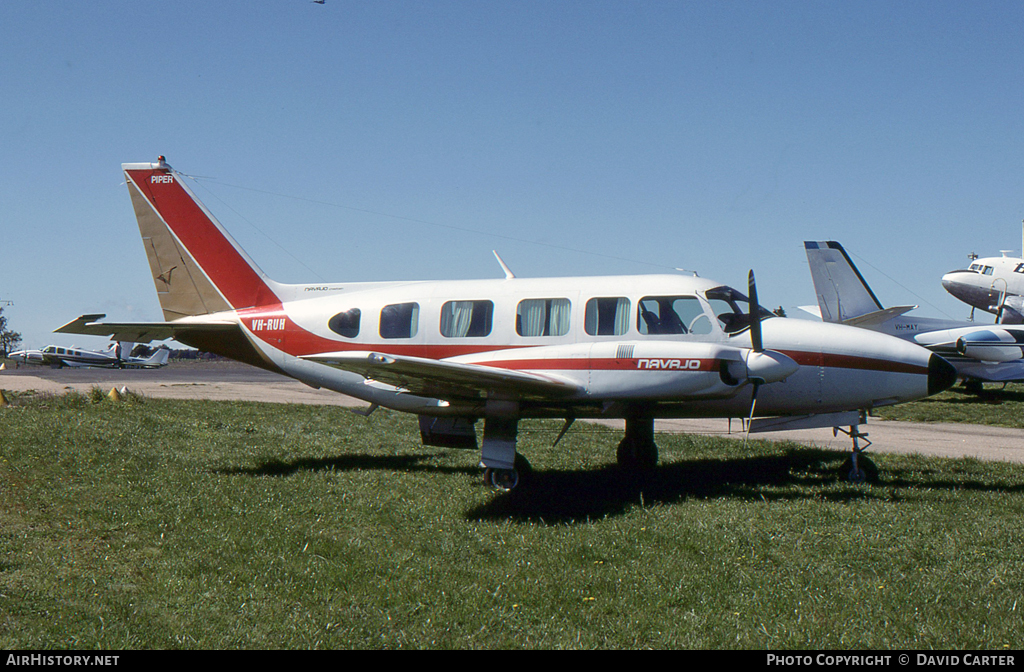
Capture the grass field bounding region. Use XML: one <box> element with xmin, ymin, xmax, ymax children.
<box><xmin>874</xmin><ymin>382</ymin><xmax>1024</xmax><ymax>428</ymax></box>
<box><xmin>1</xmin><ymin>390</ymin><xmax>1023</xmax><ymax>649</ymax></box>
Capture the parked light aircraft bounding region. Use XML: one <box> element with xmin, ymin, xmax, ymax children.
<box><xmin>56</xmin><ymin>158</ymin><xmax>957</xmax><ymax>488</ymax></box>
<box><xmin>805</xmin><ymin>241</ymin><xmax>1024</xmax><ymax>388</ymax></box>
<box><xmin>8</xmin><ymin>342</ymin><xmax>170</xmax><ymax>369</ymax></box>
<box><xmin>942</xmin><ymin>239</ymin><xmax>1024</xmax><ymax>324</ymax></box>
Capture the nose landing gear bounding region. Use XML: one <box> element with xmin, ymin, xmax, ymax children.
<box><xmin>834</xmin><ymin>424</ymin><xmax>878</xmax><ymax>483</ymax></box>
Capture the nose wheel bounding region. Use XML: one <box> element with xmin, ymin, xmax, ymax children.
<box><xmin>834</xmin><ymin>424</ymin><xmax>878</xmax><ymax>484</ymax></box>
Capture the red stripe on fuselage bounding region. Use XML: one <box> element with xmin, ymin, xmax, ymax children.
<box><xmin>239</xmin><ymin>308</ymin><xmax>930</xmax><ymax>377</ymax></box>
<box><xmin>780</xmin><ymin>350</ymin><xmax>928</xmax><ymax>376</ymax></box>
<box><xmin>126</xmin><ymin>168</ymin><xmax>280</xmax><ymax>310</ymax></box>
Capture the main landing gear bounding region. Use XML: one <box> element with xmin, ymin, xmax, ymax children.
<box><xmin>477</xmin><ymin>407</ymin><xmax>660</xmax><ymax>491</ymax></box>
<box><xmin>483</xmin><ymin>453</ymin><xmax>533</xmax><ymax>490</ymax></box>
<box><xmin>834</xmin><ymin>424</ymin><xmax>878</xmax><ymax>484</ymax></box>
<box><xmin>616</xmin><ymin>416</ymin><xmax>659</xmax><ymax>471</ymax></box>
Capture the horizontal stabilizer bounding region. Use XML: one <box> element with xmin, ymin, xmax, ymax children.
<box><xmin>796</xmin><ymin>305</ymin><xmax>822</xmax><ymax>319</ymax></box>
<box><xmin>842</xmin><ymin>305</ymin><xmax>917</xmax><ymax>329</ymax></box>
<box><xmin>304</xmin><ymin>351</ymin><xmax>583</xmax><ymax>401</ymax></box>
<box><xmin>56</xmin><ymin>314</ymin><xmax>237</xmax><ymax>343</ymax></box>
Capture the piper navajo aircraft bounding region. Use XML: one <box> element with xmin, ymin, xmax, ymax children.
<box><xmin>8</xmin><ymin>342</ymin><xmax>170</xmax><ymax>369</ymax></box>
<box><xmin>57</xmin><ymin>158</ymin><xmax>956</xmax><ymax>488</ymax></box>
<box><xmin>804</xmin><ymin>241</ymin><xmax>1024</xmax><ymax>387</ymax></box>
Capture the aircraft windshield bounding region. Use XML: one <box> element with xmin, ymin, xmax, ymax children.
<box><xmin>703</xmin><ymin>286</ymin><xmax>775</xmax><ymax>335</ymax></box>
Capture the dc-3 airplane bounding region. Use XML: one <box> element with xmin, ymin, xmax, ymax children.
<box><xmin>56</xmin><ymin>158</ymin><xmax>957</xmax><ymax>488</ymax></box>
<box><xmin>941</xmin><ymin>228</ymin><xmax>1024</xmax><ymax>324</ymax></box>
<box><xmin>8</xmin><ymin>342</ymin><xmax>170</xmax><ymax>369</ymax></box>
<box><xmin>804</xmin><ymin>241</ymin><xmax>1024</xmax><ymax>389</ymax></box>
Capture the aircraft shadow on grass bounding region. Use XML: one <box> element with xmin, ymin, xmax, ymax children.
<box><xmin>210</xmin><ymin>446</ymin><xmax>1020</xmax><ymax>524</ymax></box>
<box><xmin>219</xmin><ymin>445</ymin><xmax>1024</xmax><ymax>524</ymax></box>
<box><xmin>218</xmin><ymin>453</ymin><xmax>477</xmax><ymax>480</ymax></box>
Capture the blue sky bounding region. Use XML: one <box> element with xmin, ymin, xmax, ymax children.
<box><xmin>3</xmin><ymin>1</ymin><xmax>1024</xmax><ymax>348</ymax></box>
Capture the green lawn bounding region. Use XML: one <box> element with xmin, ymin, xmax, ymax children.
<box><xmin>875</xmin><ymin>382</ymin><xmax>1024</xmax><ymax>428</ymax></box>
<box><xmin>1</xmin><ymin>391</ymin><xmax>1022</xmax><ymax>649</ymax></box>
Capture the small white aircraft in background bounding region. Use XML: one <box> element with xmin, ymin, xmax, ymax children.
<box><xmin>804</xmin><ymin>241</ymin><xmax>1024</xmax><ymax>389</ymax></box>
<box><xmin>57</xmin><ymin>158</ymin><xmax>956</xmax><ymax>488</ymax></box>
<box><xmin>941</xmin><ymin>244</ymin><xmax>1024</xmax><ymax>324</ymax></box>
<box><xmin>8</xmin><ymin>342</ymin><xmax>170</xmax><ymax>369</ymax></box>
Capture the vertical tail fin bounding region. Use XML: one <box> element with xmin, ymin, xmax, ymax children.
<box><xmin>123</xmin><ymin>158</ymin><xmax>280</xmax><ymax>320</ymax></box>
<box><xmin>803</xmin><ymin>241</ymin><xmax>884</xmax><ymax>322</ymax></box>
<box><xmin>144</xmin><ymin>347</ymin><xmax>171</xmax><ymax>368</ymax></box>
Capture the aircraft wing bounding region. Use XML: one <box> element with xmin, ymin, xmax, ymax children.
<box><xmin>303</xmin><ymin>351</ymin><xmax>583</xmax><ymax>401</ymax></box>
<box><xmin>55</xmin><ymin>314</ymin><xmax>237</xmax><ymax>343</ymax></box>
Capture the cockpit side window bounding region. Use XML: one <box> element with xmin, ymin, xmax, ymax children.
<box><xmin>328</xmin><ymin>308</ymin><xmax>361</xmax><ymax>338</ymax></box>
<box><xmin>704</xmin><ymin>286</ymin><xmax>774</xmax><ymax>335</ymax></box>
<box><xmin>637</xmin><ymin>296</ymin><xmax>713</xmax><ymax>335</ymax></box>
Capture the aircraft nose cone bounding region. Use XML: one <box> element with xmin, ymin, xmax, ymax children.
<box><xmin>941</xmin><ymin>273</ymin><xmax>959</xmax><ymax>293</ymax></box>
<box><xmin>928</xmin><ymin>354</ymin><xmax>957</xmax><ymax>396</ymax></box>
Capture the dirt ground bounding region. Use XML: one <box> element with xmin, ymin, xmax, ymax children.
<box><xmin>3</xmin><ymin>359</ymin><xmax>1022</xmax><ymax>464</ymax></box>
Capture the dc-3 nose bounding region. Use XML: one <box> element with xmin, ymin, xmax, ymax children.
<box><xmin>940</xmin><ymin>270</ymin><xmax>981</xmax><ymax>304</ymax></box>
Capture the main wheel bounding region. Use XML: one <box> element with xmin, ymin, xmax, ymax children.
<box><xmin>485</xmin><ymin>467</ymin><xmax>520</xmax><ymax>490</ymax></box>
<box><xmin>616</xmin><ymin>436</ymin><xmax>658</xmax><ymax>470</ymax></box>
<box><xmin>483</xmin><ymin>453</ymin><xmax>532</xmax><ymax>490</ymax></box>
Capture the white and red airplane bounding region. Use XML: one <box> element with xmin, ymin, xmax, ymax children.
<box><xmin>57</xmin><ymin>157</ymin><xmax>956</xmax><ymax>488</ymax></box>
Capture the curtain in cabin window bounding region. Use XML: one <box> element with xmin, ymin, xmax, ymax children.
<box><xmin>549</xmin><ymin>298</ymin><xmax>571</xmax><ymax>336</ymax></box>
<box><xmin>613</xmin><ymin>297</ymin><xmax>630</xmax><ymax>336</ymax></box>
<box><xmin>518</xmin><ymin>299</ymin><xmax>548</xmax><ymax>337</ymax></box>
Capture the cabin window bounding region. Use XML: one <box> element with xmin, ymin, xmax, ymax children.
<box><xmin>440</xmin><ymin>300</ymin><xmax>493</xmax><ymax>338</ymax></box>
<box><xmin>380</xmin><ymin>302</ymin><xmax>420</xmax><ymax>339</ymax></box>
<box><xmin>637</xmin><ymin>296</ymin><xmax>712</xmax><ymax>335</ymax></box>
<box><xmin>517</xmin><ymin>298</ymin><xmax>571</xmax><ymax>337</ymax></box>
<box><xmin>328</xmin><ymin>308</ymin><xmax>361</xmax><ymax>338</ymax></box>
<box><xmin>584</xmin><ymin>297</ymin><xmax>631</xmax><ymax>336</ymax></box>
<box><xmin>1015</xmin><ymin>264</ymin><xmax>1024</xmax><ymax>274</ymax></box>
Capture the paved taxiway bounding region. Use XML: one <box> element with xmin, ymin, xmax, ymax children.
<box><xmin>2</xmin><ymin>360</ymin><xmax>1022</xmax><ymax>464</ymax></box>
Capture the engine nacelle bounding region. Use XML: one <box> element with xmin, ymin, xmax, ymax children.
<box><xmin>744</xmin><ymin>350</ymin><xmax>800</xmax><ymax>384</ymax></box>
<box><xmin>956</xmin><ymin>329</ymin><xmax>1024</xmax><ymax>363</ymax></box>
<box><xmin>996</xmin><ymin>295</ymin><xmax>1024</xmax><ymax>325</ymax></box>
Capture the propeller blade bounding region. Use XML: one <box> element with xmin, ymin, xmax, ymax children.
<box><xmin>742</xmin><ymin>381</ymin><xmax>760</xmax><ymax>449</ymax></box>
<box><xmin>748</xmin><ymin>270</ymin><xmax>763</xmax><ymax>353</ymax></box>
